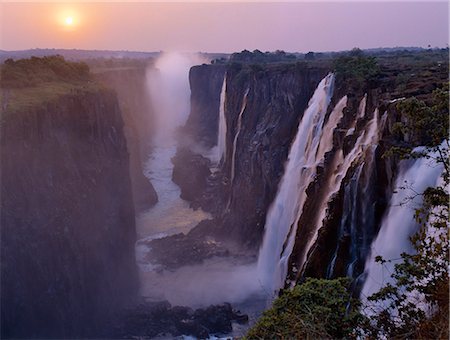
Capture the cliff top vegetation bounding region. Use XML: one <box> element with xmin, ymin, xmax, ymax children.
<box><xmin>1</xmin><ymin>56</ymin><xmax>105</xmax><ymax>114</ymax></box>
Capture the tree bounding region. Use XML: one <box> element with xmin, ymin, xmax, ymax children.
<box><xmin>245</xmin><ymin>278</ymin><xmax>365</xmax><ymax>339</ymax></box>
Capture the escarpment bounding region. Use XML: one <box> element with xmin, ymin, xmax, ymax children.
<box><xmin>1</xmin><ymin>74</ymin><xmax>138</xmax><ymax>338</ymax></box>
<box><xmin>95</xmin><ymin>65</ymin><xmax>158</xmax><ymax>212</ymax></box>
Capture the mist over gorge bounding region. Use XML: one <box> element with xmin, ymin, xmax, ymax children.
<box><xmin>1</xmin><ymin>42</ymin><xmax>448</xmax><ymax>339</ymax></box>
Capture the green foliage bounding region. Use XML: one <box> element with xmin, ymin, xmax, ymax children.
<box><xmin>1</xmin><ymin>55</ymin><xmax>90</xmax><ymax>88</ymax></box>
<box><xmin>394</xmin><ymin>84</ymin><xmax>449</xmax><ymax>147</ymax></box>
<box><xmin>333</xmin><ymin>48</ymin><xmax>380</xmax><ymax>87</ymax></box>
<box><xmin>245</xmin><ymin>278</ymin><xmax>365</xmax><ymax>339</ymax></box>
<box><xmin>229</xmin><ymin>49</ymin><xmax>297</xmax><ymax>64</ymax></box>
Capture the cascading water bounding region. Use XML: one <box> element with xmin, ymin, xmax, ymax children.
<box><xmin>256</xmin><ymin>74</ymin><xmax>335</xmax><ymax>295</ymax></box>
<box><xmin>216</xmin><ymin>75</ymin><xmax>227</xmax><ymax>164</ymax></box>
<box><xmin>230</xmin><ymin>88</ymin><xmax>250</xmax><ymax>186</ymax></box>
<box><xmin>360</xmin><ymin>145</ymin><xmax>445</xmax><ymax>302</ymax></box>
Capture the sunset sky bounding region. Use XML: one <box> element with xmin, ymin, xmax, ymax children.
<box><xmin>1</xmin><ymin>1</ymin><xmax>448</xmax><ymax>53</ymax></box>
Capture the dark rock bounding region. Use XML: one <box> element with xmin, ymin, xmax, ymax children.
<box><xmin>172</xmin><ymin>147</ymin><xmax>212</xmax><ymax>202</ymax></box>
<box><xmin>183</xmin><ymin>64</ymin><xmax>226</xmax><ymax>148</ymax></box>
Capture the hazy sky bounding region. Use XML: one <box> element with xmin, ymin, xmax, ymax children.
<box><xmin>1</xmin><ymin>1</ymin><xmax>448</xmax><ymax>53</ymax></box>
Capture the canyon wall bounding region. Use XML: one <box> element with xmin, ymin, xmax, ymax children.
<box><xmin>95</xmin><ymin>66</ymin><xmax>158</xmax><ymax>212</ymax></box>
<box><xmin>1</xmin><ymin>86</ymin><xmax>139</xmax><ymax>338</ymax></box>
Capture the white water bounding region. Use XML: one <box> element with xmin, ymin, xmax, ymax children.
<box><xmin>316</xmin><ymin>95</ymin><xmax>347</xmax><ymax>161</ymax></box>
<box><xmin>216</xmin><ymin>75</ymin><xmax>227</xmax><ymax>164</ymax></box>
<box><xmin>358</xmin><ymin>93</ymin><xmax>367</xmax><ymax>119</ymax></box>
<box><xmin>256</xmin><ymin>74</ymin><xmax>335</xmax><ymax>295</ymax></box>
<box><xmin>360</xmin><ymin>146</ymin><xmax>444</xmax><ymax>302</ymax></box>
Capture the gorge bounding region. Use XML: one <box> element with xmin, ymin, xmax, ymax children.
<box><xmin>1</xmin><ymin>47</ymin><xmax>448</xmax><ymax>339</ymax></box>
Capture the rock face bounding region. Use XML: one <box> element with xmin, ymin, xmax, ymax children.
<box><xmin>95</xmin><ymin>66</ymin><xmax>158</xmax><ymax>212</ymax></box>
<box><xmin>1</xmin><ymin>88</ymin><xmax>139</xmax><ymax>338</ymax></box>
<box><xmin>172</xmin><ymin>147</ymin><xmax>212</xmax><ymax>202</ymax></box>
<box><xmin>183</xmin><ymin>64</ymin><xmax>226</xmax><ymax>147</ymax></box>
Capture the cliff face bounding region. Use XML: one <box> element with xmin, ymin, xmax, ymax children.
<box><xmin>95</xmin><ymin>66</ymin><xmax>158</xmax><ymax>212</ymax></box>
<box><xmin>1</xmin><ymin>88</ymin><xmax>138</xmax><ymax>338</ymax></box>
<box><xmin>183</xmin><ymin>64</ymin><xmax>226</xmax><ymax>147</ymax></box>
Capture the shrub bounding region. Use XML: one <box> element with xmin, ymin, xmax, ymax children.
<box><xmin>245</xmin><ymin>278</ymin><xmax>365</xmax><ymax>339</ymax></box>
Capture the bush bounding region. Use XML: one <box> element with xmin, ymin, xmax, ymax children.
<box><xmin>245</xmin><ymin>278</ymin><xmax>365</xmax><ymax>339</ymax></box>
<box><xmin>333</xmin><ymin>48</ymin><xmax>379</xmax><ymax>87</ymax></box>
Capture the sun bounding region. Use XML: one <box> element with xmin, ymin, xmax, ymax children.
<box><xmin>65</xmin><ymin>16</ymin><xmax>74</xmax><ymax>26</ymax></box>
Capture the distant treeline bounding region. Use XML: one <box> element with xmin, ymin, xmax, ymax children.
<box><xmin>1</xmin><ymin>55</ymin><xmax>91</xmax><ymax>88</ymax></box>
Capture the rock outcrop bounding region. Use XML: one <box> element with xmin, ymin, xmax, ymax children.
<box><xmin>183</xmin><ymin>64</ymin><xmax>226</xmax><ymax>147</ymax></box>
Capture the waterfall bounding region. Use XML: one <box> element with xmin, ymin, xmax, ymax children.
<box><xmin>217</xmin><ymin>75</ymin><xmax>227</xmax><ymax>164</ymax></box>
<box><xmin>360</xmin><ymin>145</ymin><xmax>445</xmax><ymax>301</ymax></box>
<box><xmin>230</xmin><ymin>88</ymin><xmax>250</xmax><ymax>185</ymax></box>
<box><xmin>256</xmin><ymin>74</ymin><xmax>335</xmax><ymax>295</ymax></box>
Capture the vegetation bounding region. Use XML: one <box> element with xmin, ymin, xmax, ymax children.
<box><xmin>245</xmin><ymin>278</ymin><xmax>365</xmax><ymax>339</ymax></box>
<box><xmin>1</xmin><ymin>55</ymin><xmax>90</xmax><ymax>88</ymax></box>
<box><xmin>1</xmin><ymin>56</ymin><xmax>102</xmax><ymax>114</ymax></box>
<box><xmin>391</xmin><ymin>83</ymin><xmax>449</xmax><ymax>147</ymax></box>
<box><xmin>333</xmin><ymin>48</ymin><xmax>380</xmax><ymax>87</ymax></box>
<box><xmin>228</xmin><ymin>49</ymin><xmax>297</xmax><ymax>64</ymax></box>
